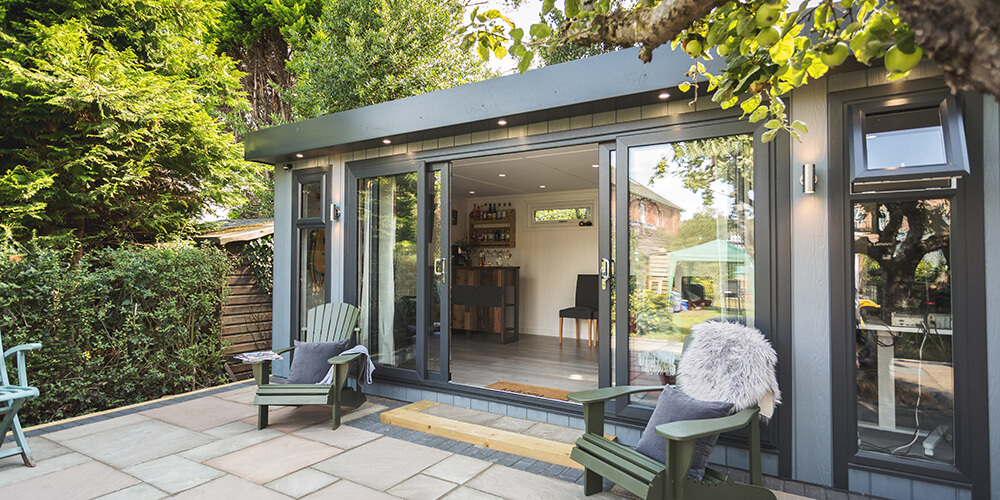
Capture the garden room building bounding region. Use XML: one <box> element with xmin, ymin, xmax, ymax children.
<box><xmin>245</xmin><ymin>46</ymin><xmax>1000</xmax><ymax>499</ymax></box>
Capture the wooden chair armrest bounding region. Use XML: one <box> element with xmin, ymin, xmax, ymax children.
<box><xmin>327</xmin><ymin>352</ymin><xmax>363</xmax><ymax>365</ymax></box>
<box><xmin>567</xmin><ymin>385</ymin><xmax>665</xmax><ymax>404</ymax></box>
<box><xmin>654</xmin><ymin>407</ymin><xmax>759</xmax><ymax>441</ymax></box>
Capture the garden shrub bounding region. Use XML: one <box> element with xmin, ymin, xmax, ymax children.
<box><xmin>0</xmin><ymin>241</ymin><xmax>233</xmax><ymax>426</ymax></box>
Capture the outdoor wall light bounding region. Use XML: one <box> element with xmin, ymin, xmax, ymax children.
<box><xmin>382</xmin><ymin>138</ymin><xmax>391</xmax><ymax>144</ymax></box>
<box><xmin>800</xmin><ymin>163</ymin><xmax>817</xmax><ymax>194</ymax></box>
<box><xmin>497</xmin><ymin>119</ymin><xmax>508</xmax><ymax>126</ymax></box>
<box><xmin>295</xmin><ymin>153</ymin><xmax>304</xmax><ymax>158</ymax></box>
<box><xmin>658</xmin><ymin>92</ymin><xmax>671</xmax><ymax>100</ymax></box>
<box><xmin>330</xmin><ymin>203</ymin><xmax>341</xmax><ymax>221</ymax></box>
<box><xmin>283</xmin><ymin>163</ymin><xmax>292</xmax><ymax>170</ymax></box>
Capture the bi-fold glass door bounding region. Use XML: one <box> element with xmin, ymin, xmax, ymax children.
<box><xmin>604</xmin><ymin>120</ymin><xmax>774</xmax><ymax>418</ymax></box>
<box><xmin>347</xmin><ymin>160</ymin><xmax>451</xmax><ymax>382</ymax></box>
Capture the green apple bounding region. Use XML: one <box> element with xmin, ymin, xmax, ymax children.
<box><xmin>885</xmin><ymin>45</ymin><xmax>923</xmax><ymax>73</ymax></box>
<box><xmin>755</xmin><ymin>27</ymin><xmax>780</xmax><ymax>47</ymax></box>
<box><xmin>755</xmin><ymin>4</ymin><xmax>781</xmax><ymax>28</ymax></box>
<box><xmin>684</xmin><ymin>38</ymin><xmax>704</xmax><ymax>58</ymax></box>
<box><xmin>717</xmin><ymin>43</ymin><xmax>732</xmax><ymax>57</ymax></box>
<box><xmin>820</xmin><ymin>42</ymin><xmax>850</xmax><ymax>67</ymax></box>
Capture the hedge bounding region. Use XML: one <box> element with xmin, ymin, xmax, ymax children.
<box><xmin>0</xmin><ymin>241</ymin><xmax>233</xmax><ymax>426</ymax></box>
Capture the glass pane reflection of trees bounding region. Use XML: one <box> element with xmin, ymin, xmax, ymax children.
<box><xmin>357</xmin><ymin>173</ymin><xmax>419</xmax><ymax>369</ymax></box>
<box><xmin>854</xmin><ymin>199</ymin><xmax>955</xmax><ymax>465</ymax></box>
<box><xmin>627</xmin><ymin>134</ymin><xmax>755</xmax><ymax>406</ymax></box>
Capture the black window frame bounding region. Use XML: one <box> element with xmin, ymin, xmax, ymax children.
<box><xmin>829</xmin><ymin>80</ymin><xmax>989</xmax><ymax>496</ymax></box>
<box><xmin>848</xmin><ymin>92</ymin><xmax>969</xmax><ymax>183</ymax></box>
<box><xmin>291</xmin><ymin>168</ymin><xmax>330</xmax><ymax>341</ymax></box>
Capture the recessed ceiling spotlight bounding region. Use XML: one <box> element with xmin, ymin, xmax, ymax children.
<box><xmin>498</xmin><ymin>173</ymin><xmax>506</xmax><ymax>177</ymax></box>
<box><xmin>382</xmin><ymin>138</ymin><xmax>391</xmax><ymax>144</ymax></box>
<box><xmin>592</xmin><ymin>164</ymin><xmax>599</xmax><ymax>168</ymax></box>
<box><xmin>295</xmin><ymin>153</ymin><xmax>304</xmax><ymax>158</ymax></box>
<box><xmin>469</xmin><ymin>191</ymin><xmax>476</xmax><ymax>194</ymax></box>
<box><xmin>497</xmin><ymin>119</ymin><xmax>508</xmax><ymax>126</ymax></box>
<box><xmin>658</xmin><ymin>92</ymin><xmax>671</xmax><ymax>100</ymax></box>
<box><xmin>539</xmin><ymin>185</ymin><xmax>546</xmax><ymax>189</ymax></box>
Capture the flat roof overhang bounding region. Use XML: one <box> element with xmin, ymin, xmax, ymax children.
<box><xmin>245</xmin><ymin>46</ymin><xmax>726</xmax><ymax>165</ymax></box>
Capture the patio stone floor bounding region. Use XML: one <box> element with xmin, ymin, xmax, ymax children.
<box><xmin>1</xmin><ymin>381</ymin><xmax>866</xmax><ymax>499</ymax></box>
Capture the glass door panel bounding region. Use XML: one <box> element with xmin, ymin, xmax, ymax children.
<box><xmin>426</xmin><ymin>163</ymin><xmax>450</xmax><ymax>381</ymax></box>
<box><xmin>621</xmin><ymin>134</ymin><xmax>756</xmax><ymax>407</ymax></box>
<box><xmin>300</xmin><ymin>227</ymin><xmax>326</xmax><ymax>326</ymax></box>
<box><xmin>853</xmin><ymin>199</ymin><xmax>955</xmax><ymax>464</ymax></box>
<box><xmin>357</xmin><ymin>172</ymin><xmax>420</xmax><ymax>369</ymax></box>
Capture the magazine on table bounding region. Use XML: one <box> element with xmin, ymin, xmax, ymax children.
<box><xmin>234</xmin><ymin>351</ymin><xmax>282</xmax><ymax>363</ymax></box>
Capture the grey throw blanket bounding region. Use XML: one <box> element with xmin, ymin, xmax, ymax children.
<box><xmin>316</xmin><ymin>345</ymin><xmax>376</xmax><ymax>386</ymax></box>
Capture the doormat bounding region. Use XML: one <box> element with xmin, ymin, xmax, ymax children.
<box><xmin>485</xmin><ymin>381</ymin><xmax>571</xmax><ymax>401</ymax></box>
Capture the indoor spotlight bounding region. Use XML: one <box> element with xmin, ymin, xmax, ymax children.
<box><xmin>295</xmin><ymin>153</ymin><xmax>304</xmax><ymax>158</ymax></box>
<box><xmin>497</xmin><ymin>119</ymin><xmax>508</xmax><ymax>126</ymax></box>
<box><xmin>382</xmin><ymin>138</ymin><xmax>391</xmax><ymax>144</ymax></box>
<box><xmin>658</xmin><ymin>92</ymin><xmax>671</xmax><ymax>100</ymax></box>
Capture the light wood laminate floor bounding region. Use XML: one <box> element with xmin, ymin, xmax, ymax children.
<box><xmin>449</xmin><ymin>332</ymin><xmax>599</xmax><ymax>393</ymax></box>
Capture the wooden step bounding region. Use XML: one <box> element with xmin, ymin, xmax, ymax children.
<box><xmin>380</xmin><ymin>400</ymin><xmax>584</xmax><ymax>470</ymax></box>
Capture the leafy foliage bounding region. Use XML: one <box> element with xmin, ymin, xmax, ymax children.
<box><xmin>241</xmin><ymin>235</ymin><xmax>273</xmax><ymax>296</ymax></box>
<box><xmin>0</xmin><ymin>241</ymin><xmax>233</xmax><ymax>426</ymax></box>
<box><xmin>286</xmin><ymin>0</ymin><xmax>493</xmax><ymax>118</ymax></box>
<box><xmin>0</xmin><ymin>0</ymin><xmax>264</xmax><ymax>246</ymax></box>
<box><xmin>467</xmin><ymin>0</ymin><xmax>930</xmax><ymax>141</ymax></box>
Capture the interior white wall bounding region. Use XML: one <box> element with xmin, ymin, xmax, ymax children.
<box><xmin>456</xmin><ymin>189</ymin><xmax>599</xmax><ymax>338</ymax></box>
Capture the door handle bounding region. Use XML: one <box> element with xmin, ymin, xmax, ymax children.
<box><xmin>600</xmin><ymin>258</ymin><xmax>612</xmax><ymax>290</ymax></box>
<box><xmin>434</xmin><ymin>258</ymin><xmax>445</xmax><ymax>277</ymax></box>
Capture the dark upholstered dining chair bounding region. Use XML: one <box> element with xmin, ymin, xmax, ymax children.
<box><xmin>558</xmin><ymin>274</ymin><xmax>599</xmax><ymax>346</ymax></box>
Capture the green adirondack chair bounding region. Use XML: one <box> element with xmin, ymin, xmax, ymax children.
<box><xmin>567</xmin><ymin>335</ymin><xmax>776</xmax><ymax>500</ymax></box>
<box><xmin>1</xmin><ymin>331</ymin><xmax>42</xmax><ymax>467</ymax></box>
<box><xmin>248</xmin><ymin>303</ymin><xmax>367</xmax><ymax>430</ymax></box>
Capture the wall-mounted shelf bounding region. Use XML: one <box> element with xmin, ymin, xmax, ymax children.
<box><xmin>469</xmin><ymin>214</ymin><xmax>515</xmax><ymax>247</ymax></box>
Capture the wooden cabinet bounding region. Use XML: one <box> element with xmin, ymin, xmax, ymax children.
<box><xmin>469</xmin><ymin>214</ymin><xmax>515</xmax><ymax>247</ymax></box>
<box><xmin>451</xmin><ymin>266</ymin><xmax>519</xmax><ymax>344</ymax></box>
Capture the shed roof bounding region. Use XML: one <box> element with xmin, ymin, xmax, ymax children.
<box><xmin>196</xmin><ymin>219</ymin><xmax>274</xmax><ymax>246</ymax></box>
<box><xmin>245</xmin><ymin>46</ymin><xmax>724</xmax><ymax>165</ymax></box>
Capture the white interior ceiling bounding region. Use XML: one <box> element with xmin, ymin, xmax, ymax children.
<box><xmin>451</xmin><ymin>143</ymin><xmax>600</xmax><ymax>198</ymax></box>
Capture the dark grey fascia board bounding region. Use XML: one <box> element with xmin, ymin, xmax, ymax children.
<box><xmin>245</xmin><ymin>45</ymin><xmax>725</xmax><ymax>164</ymax></box>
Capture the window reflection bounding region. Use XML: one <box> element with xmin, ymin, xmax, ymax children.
<box><xmin>854</xmin><ymin>199</ymin><xmax>954</xmax><ymax>465</ymax></box>
<box><xmin>627</xmin><ymin>134</ymin><xmax>755</xmax><ymax>406</ymax></box>
<box><xmin>301</xmin><ymin>181</ymin><xmax>322</xmax><ymax>218</ymax></box>
<box><xmin>865</xmin><ymin>108</ymin><xmax>946</xmax><ymax>170</ymax></box>
<box><xmin>357</xmin><ymin>173</ymin><xmax>419</xmax><ymax>369</ymax></box>
<box><xmin>300</xmin><ymin>228</ymin><xmax>325</xmax><ymax>326</ymax></box>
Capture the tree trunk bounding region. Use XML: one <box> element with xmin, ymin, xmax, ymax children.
<box><xmin>895</xmin><ymin>0</ymin><xmax>1000</xmax><ymax>98</ymax></box>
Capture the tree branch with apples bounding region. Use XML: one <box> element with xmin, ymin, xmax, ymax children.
<box><xmin>464</xmin><ymin>0</ymin><xmax>1000</xmax><ymax>141</ymax></box>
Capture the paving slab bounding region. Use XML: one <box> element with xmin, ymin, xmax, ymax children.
<box><xmin>486</xmin><ymin>415</ymin><xmax>537</xmax><ymax>433</ymax></box>
<box><xmin>179</xmin><ymin>427</ymin><xmax>283</xmax><ymax>462</ymax></box>
<box><xmin>203</xmin><ymin>420</ymin><xmax>257</xmax><ymax>439</ymax></box>
<box><xmin>300</xmin><ymin>479</ymin><xmax>399</xmax><ymax>500</ymax></box>
<box><xmin>0</xmin><ymin>451</ymin><xmax>91</xmax><ymax>488</ymax></box>
<box><xmin>94</xmin><ymin>483</ymin><xmax>167</xmax><ymax>500</ymax></box>
<box><xmin>292</xmin><ymin>422</ymin><xmax>382</xmax><ymax>449</ymax></box>
<box><xmin>171</xmin><ymin>474</ymin><xmax>292</xmax><ymax>499</ymax></box>
<box><xmin>423</xmin><ymin>404</ymin><xmax>504</xmax><ymax>426</ymax></box>
<box><xmin>312</xmin><ymin>436</ymin><xmax>451</xmax><ymax>491</ymax></box>
<box><xmin>215</xmin><ymin>385</ymin><xmax>259</xmax><ymax>405</ymax></box>
<box><xmin>522</xmin><ymin>421</ymin><xmax>586</xmax><ymax>444</ymax></box>
<box><xmin>59</xmin><ymin>419</ymin><xmax>213</xmax><ymax>469</ymax></box>
<box><xmin>240</xmin><ymin>405</ymin><xmax>335</xmax><ymax>433</ymax></box>
<box><xmin>422</xmin><ymin>454</ymin><xmax>492</xmax><ymax>484</ymax></box>
<box><xmin>441</xmin><ymin>485</ymin><xmax>506</xmax><ymax>500</ymax></box>
<box><xmin>0</xmin><ymin>460</ymin><xmax>139</xmax><ymax>499</ymax></box>
<box><xmin>206</xmin><ymin>434</ymin><xmax>342</xmax><ymax>484</ymax></box>
<box><xmin>123</xmin><ymin>455</ymin><xmax>225</xmax><ymax>493</ymax></box>
<box><xmin>466</xmin><ymin>463</ymin><xmax>620</xmax><ymax>500</ymax></box>
<box><xmin>43</xmin><ymin>413</ymin><xmax>151</xmax><ymax>443</ymax></box>
<box><xmin>0</xmin><ymin>436</ymin><xmax>71</xmax><ymax>473</ymax></box>
<box><xmin>140</xmin><ymin>395</ymin><xmax>257</xmax><ymax>431</ymax></box>
<box><xmin>388</xmin><ymin>473</ymin><xmax>458</xmax><ymax>500</ymax></box>
<box><xmin>265</xmin><ymin>467</ymin><xmax>339</xmax><ymax>498</ymax></box>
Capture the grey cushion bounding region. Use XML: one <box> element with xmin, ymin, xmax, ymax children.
<box><xmin>634</xmin><ymin>386</ymin><xmax>733</xmax><ymax>481</ymax></box>
<box><xmin>287</xmin><ymin>339</ymin><xmax>349</xmax><ymax>384</ymax></box>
